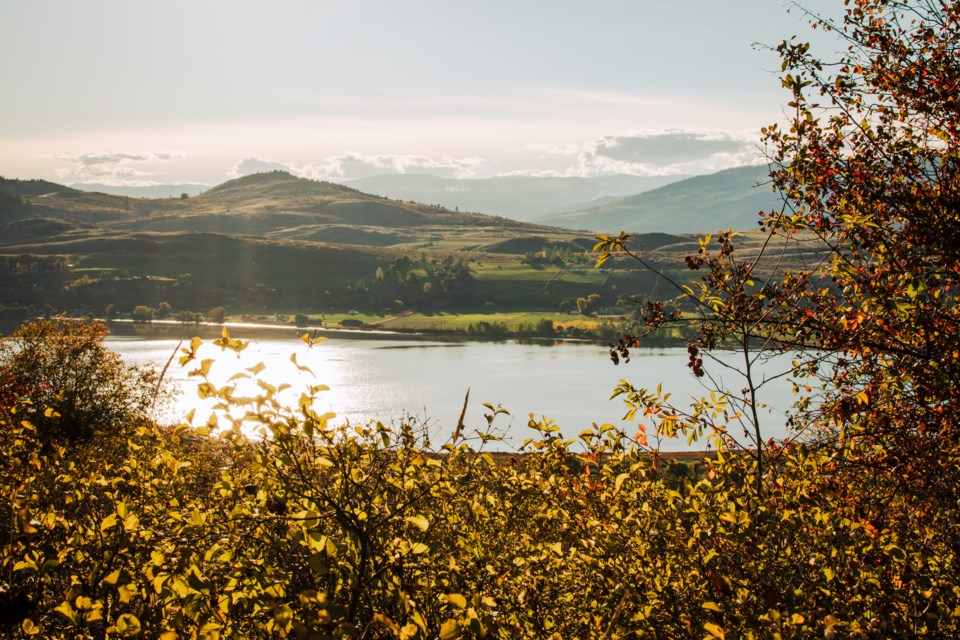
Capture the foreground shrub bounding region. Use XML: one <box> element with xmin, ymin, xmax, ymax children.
<box><xmin>2</xmin><ymin>327</ymin><xmax>958</xmax><ymax>638</ymax></box>
<box><xmin>0</xmin><ymin>317</ymin><xmax>160</xmax><ymax>443</ymax></box>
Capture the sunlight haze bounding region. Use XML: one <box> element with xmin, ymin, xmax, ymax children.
<box><xmin>1</xmin><ymin>0</ymin><xmax>842</xmax><ymax>187</ymax></box>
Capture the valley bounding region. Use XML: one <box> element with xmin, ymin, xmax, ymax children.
<box><xmin>0</xmin><ymin>167</ymin><xmax>803</xmax><ymax>341</ymax></box>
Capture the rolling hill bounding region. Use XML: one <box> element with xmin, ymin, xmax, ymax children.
<box><xmin>0</xmin><ymin>170</ymin><xmax>816</xmax><ymax>319</ymax></box>
<box><xmin>344</xmin><ymin>173</ymin><xmax>687</xmax><ymax>221</ymax></box>
<box><xmin>3</xmin><ymin>171</ymin><xmax>567</xmax><ymax>246</ymax></box>
<box><xmin>537</xmin><ymin>165</ymin><xmax>782</xmax><ymax>234</ymax></box>
<box><xmin>0</xmin><ymin>171</ymin><xmax>642</xmax><ymax>315</ymax></box>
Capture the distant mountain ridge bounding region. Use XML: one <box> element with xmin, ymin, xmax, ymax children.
<box><xmin>4</xmin><ymin>170</ymin><xmax>795</xmax><ymax>319</ymax></box>
<box><xmin>70</xmin><ymin>183</ymin><xmax>210</xmax><ymax>199</ymax></box>
<box><xmin>537</xmin><ymin>165</ymin><xmax>781</xmax><ymax>234</ymax></box>
<box><xmin>0</xmin><ymin>171</ymin><xmax>583</xmax><ymax>251</ymax></box>
<box><xmin>343</xmin><ymin>173</ymin><xmax>687</xmax><ymax>222</ymax></box>
<box><xmin>1</xmin><ymin>176</ymin><xmax>79</xmax><ymax>197</ymax></box>
<box><xmin>0</xmin><ymin>170</ymin><xmax>657</xmax><ymax>315</ymax></box>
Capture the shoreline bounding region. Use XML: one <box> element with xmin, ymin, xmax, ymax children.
<box><xmin>101</xmin><ymin>317</ymin><xmax>620</xmax><ymax>346</ymax></box>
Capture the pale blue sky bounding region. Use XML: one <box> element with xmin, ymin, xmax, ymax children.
<box><xmin>0</xmin><ymin>0</ymin><xmax>843</xmax><ymax>186</ymax></box>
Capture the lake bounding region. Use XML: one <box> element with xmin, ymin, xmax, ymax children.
<box><xmin>106</xmin><ymin>324</ymin><xmax>799</xmax><ymax>451</ymax></box>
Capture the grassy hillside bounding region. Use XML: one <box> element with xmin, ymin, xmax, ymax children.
<box><xmin>0</xmin><ymin>171</ymin><xmax>816</xmax><ymax>324</ymax></box>
<box><xmin>539</xmin><ymin>165</ymin><xmax>781</xmax><ymax>234</ymax></box>
<box><xmin>345</xmin><ymin>173</ymin><xmax>687</xmax><ymax>221</ymax></box>
<box><xmin>0</xmin><ymin>172</ymin><xmax>677</xmax><ymax>318</ymax></box>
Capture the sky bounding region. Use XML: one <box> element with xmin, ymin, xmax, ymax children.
<box><xmin>0</xmin><ymin>0</ymin><xmax>844</xmax><ymax>187</ymax></box>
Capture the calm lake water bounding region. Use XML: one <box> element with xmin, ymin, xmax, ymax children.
<box><xmin>106</xmin><ymin>325</ymin><xmax>799</xmax><ymax>451</ymax></box>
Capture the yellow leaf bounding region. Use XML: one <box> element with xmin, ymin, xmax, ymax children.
<box><xmin>17</xmin><ymin>509</ymin><xmax>38</xmax><ymax>535</ymax></box>
<box><xmin>118</xmin><ymin>584</ymin><xmax>135</xmax><ymax>604</ymax></box>
<box><xmin>54</xmin><ymin>602</ymin><xmax>77</xmax><ymax>623</ymax></box>
<box><xmin>374</xmin><ymin>613</ymin><xmax>399</xmax><ymax>633</ymax></box>
<box><xmin>439</xmin><ymin>619</ymin><xmax>460</xmax><ymax>640</ymax></box>
<box><xmin>189</xmin><ymin>359</ymin><xmax>214</xmax><ymax>378</ymax></box>
<box><xmin>115</xmin><ymin>613</ymin><xmax>141</xmax><ymax>637</ymax></box>
<box><xmin>290</xmin><ymin>353</ymin><xmax>314</xmax><ymax>375</ymax></box>
<box><xmin>100</xmin><ymin>513</ymin><xmax>117</xmax><ymax>532</ymax></box>
<box><xmin>123</xmin><ymin>513</ymin><xmax>140</xmax><ymax>532</ymax></box>
<box><xmin>702</xmin><ymin>601</ymin><xmax>721</xmax><ymax>612</ymax></box>
<box><xmin>21</xmin><ymin>619</ymin><xmax>40</xmax><ymax>635</ymax></box>
<box><xmin>615</xmin><ymin>473</ymin><xmax>630</xmax><ymax>493</ymax></box>
<box><xmin>703</xmin><ymin>621</ymin><xmax>725</xmax><ymax>639</ymax></box>
<box><xmin>445</xmin><ymin>593</ymin><xmax>467</xmax><ymax>609</ymax></box>
<box><xmin>410</xmin><ymin>542</ymin><xmax>429</xmax><ymax>555</ymax></box>
<box><xmin>406</xmin><ymin>515</ymin><xmax>429</xmax><ymax>531</ymax></box>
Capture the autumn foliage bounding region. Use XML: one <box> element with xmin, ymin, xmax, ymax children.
<box><xmin>3</xmin><ymin>0</ymin><xmax>960</xmax><ymax>638</ymax></box>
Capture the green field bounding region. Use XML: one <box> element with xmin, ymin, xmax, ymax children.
<box><xmin>268</xmin><ymin>310</ymin><xmax>615</xmax><ymax>333</ymax></box>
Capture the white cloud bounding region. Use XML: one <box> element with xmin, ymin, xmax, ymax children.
<box><xmin>231</xmin><ymin>153</ymin><xmax>487</xmax><ymax>181</ymax></box>
<box><xmin>309</xmin><ymin>153</ymin><xmax>486</xmax><ymax>180</ymax></box>
<box><xmin>494</xmin><ymin>168</ymin><xmax>567</xmax><ymax>178</ymax></box>
<box><xmin>502</xmin><ymin>130</ymin><xmax>764</xmax><ymax>179</ymax></box>
<box><xmin>573</xmin><ymin>129</ymin><xmax>762</xmax><ymax>176</ymax></box>
<box><xmin>523</xmin><ymin>143</ymin><xmax>581</xmax><ymax>157</ymax></box>
<box><xmin>228</xmin><ymin>131</ymin><xmax>761</xmax><ymax>186</ymax></box>
<box><xmin>230</xmin><ymin>157</ymin><xmax>296</xmax><ymax>177</ymax></box>
<box><xmin>53</xmin><ymin>150</ymin><xmax>187</xmax><ymax>186</ymax></box>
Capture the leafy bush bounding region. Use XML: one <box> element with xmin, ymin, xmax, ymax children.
<box><xmin>3</xmin><ymin>1</ymin><xmax>960</xmax><ymax>637</ymax></box>
<box><xmin>0</xmin><ymin>324</ymin><xmax>959</xmax><ymax>637</ymax></box>
<box><xmin>0</xmin><ymin>318</ymin><xmax>161</xmax><ymax>443</ymax></box>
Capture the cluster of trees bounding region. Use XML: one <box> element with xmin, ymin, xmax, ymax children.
<box><xmin>0</xmin><ymin>256</ymin><xmax>71</xmax><ymax>276</ymax></box>
<box><xmin>460</xmin><ymin>318</ymin><xmax>619</xmax><ymax>341</ymax></box>
<box><xmin>2</xmin><ymin>0</ymin><xmax>960</xmax><ymax>637</ymax></box>
<box><xmin>520</xmin><ymin>246</ymin><xmax>591</xmax><ymax>269</ymax></box>
<box><xmin>330</xmin><ymin>256</ymin><xmax>479</xmax><ymax>312</ymax></box>
<box><xmin>127</xmin><ymin>304</ymin><xmax>227</xmax><ymax>324</ymax></box>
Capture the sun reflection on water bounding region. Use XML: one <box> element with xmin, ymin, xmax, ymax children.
<box><xmin>108</xmin><ymin>335</ymin><xmax>801</xmax><ymax>451</ymax></box>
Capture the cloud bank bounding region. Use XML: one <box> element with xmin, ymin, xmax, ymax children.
<box><xmin>54</xmin><ymin>151</ymin><xmax>186</xmax><ymax>186</ymax></box>
<box><xmin>231</xmin><ymin>153</ymin><xmax>486</xmax><ymax>182</ymax></box>
<box><xmin>230</xmin><ymin>130</ymin><xmax>758</xmax><ymax>185</ymax></box>
<box><xmin>508</xmin><ymin>130</ymin><xmax>763</xmax><ymax>178</ymax></box>
<box><xmin>576</xmin><ymin>130</ymin><xmax>760</xmax><ymax>176</ymax></box>
<box><xmin>48</xmin><ymin>129</ymin><xmax>761</xmax><ymax>188</ymax></box>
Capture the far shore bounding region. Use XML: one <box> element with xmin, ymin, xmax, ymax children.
<box><xmin>101</xmin><ymin>317</ymin><xmax>618</xmax><ymax>345</ymax></box>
